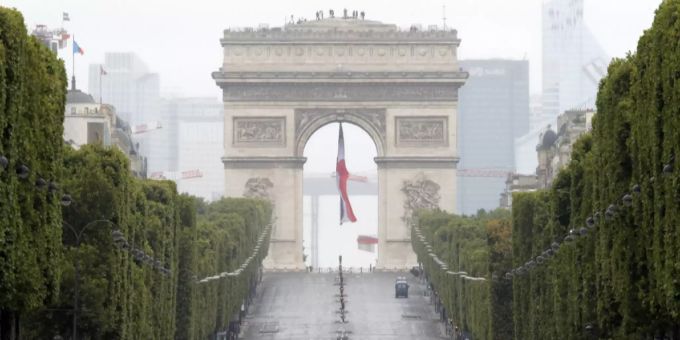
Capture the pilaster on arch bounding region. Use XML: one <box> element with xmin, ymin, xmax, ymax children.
<box><xmin>294</xmin><ymin>108</ymin><xmax>386</xmax><ymax>158</ymax></box>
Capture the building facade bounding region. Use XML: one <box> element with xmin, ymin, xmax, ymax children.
<box><xmin>536</xmin><ymin>109</ymin><xmax>594</xmax><ymax>188</ymax></box>
<box><xmin>89</xmin><ymin>53</ymin><xmax>160</xmax><ymax>125</ymax></box>
<box><xmin>457</xmin><ymin>59</ymin><xmax>530</xmax><ymax>214</ymax></box>
<box><xmin>215</xmin><ymin>17</ymin><xmax>466</xmax><ymax>269</ymax></box>
<box><xmin>542</xmin><ymin>0</ymin><xmax>608</xmax><ymax>119</ymax></box>
<box><xmin>175</xmin><ymin>98</ymin><xmax>225</xmax><ymax>201</ymax></box>
<box><xmin>89</xmin><ymin>53</ymin><xmax>166</xmax><ymax>174</ymax></box>
<box><xmin>65</xmin><ymin>88</ymin><xmax>113</xmax><ymax>147</ymax></box>
<box><xmin>65</xmin><ymin>86</ymin><xmax>147</xmax><ymax>177</ymax></box>
<box><xmin>501</xmin><ymin>109</ymin><xmax>594</xmax><ymax>208</ymax></box>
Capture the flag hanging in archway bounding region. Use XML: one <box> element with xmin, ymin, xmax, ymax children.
<box><xmin>336</xmin><ymin>123</ymin><xmax>357</xmax><ymax>224</ymax></box>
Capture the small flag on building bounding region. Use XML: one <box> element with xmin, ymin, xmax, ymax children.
<box><xmin>63</xmin><ymin>12</ymin><xmax>70</xmax><ymax>21</ymax></box>
<box><xmin>73</xmin><ymin>40</ymin><xmax>84</xmax><ymax>55</ymax></box>
<box><xmin>336</xmin><ymin>123</ymin><xmax>357</xmax><ymax>224</ymax></box>
<box><xmin>100</xmin><ymin>65</ymin><xmax>107</xmax><ymax>75</ymax></box>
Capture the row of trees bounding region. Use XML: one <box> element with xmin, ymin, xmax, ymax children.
<box><xmin>511</xmin><ymin>1</ymin><xmax>680</xmax><ymax>339</ymax></box>
<box><xmin>24</xmin><ymin>146</ymin><xmax>272</xmax><ymax>340</ymax></box>
<box><xmin>0</xmin><ymin>7</ymin><xmax>69</xmax><ymax>339</ymax></box>
<box><xmin>415</xmin><ymin>3</ymin><xmax>680</xmax><ymax>339</ymax></box>
<box><xmin>411</xmin><ymin>209</ymin><xmax>513</xmax><ymax>340</ymax></box>
<box><xmin>0</xmin><ymin>8</ymin><xmax>272</xmax><ymax>339</ymax></box>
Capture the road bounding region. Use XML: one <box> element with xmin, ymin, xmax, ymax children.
<box><xmin>240</xmin><ymin>271</ymin><xmax>446</xmax><ymax>340</ymax></box>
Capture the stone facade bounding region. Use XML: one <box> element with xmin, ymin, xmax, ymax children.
<box><xmin>500</xmin><ymin>109</ymin><xmax>595</xmax><ymax>209</ymax></box>
<box><xmin>214</xmin><ymin>18</ymin><xmax>466</xmax><ymax>269</ymax></box>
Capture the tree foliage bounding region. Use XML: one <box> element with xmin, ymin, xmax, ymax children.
<box><xmin>512</xmin><ymin>1</ymin><xmax>680</xmax><ymax>338</ymax></box>
<box><xmin>0</xmin><ymin>7</ymin><xmax>67</xmax><ymax>337</ymax></box>
<box><xmin>18</xmin><ymin>144</ymin><xmax>271</xmax><ymax>339</ymax></box>
<box><xmin>412</xmin><ymin>209</ymin><xmax>513</xmax><ymax>340</ymax></box>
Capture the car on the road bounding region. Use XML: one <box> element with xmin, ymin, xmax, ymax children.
<box><xmin>395</xmin><ymin>277</ymin><xmax>409</xmax><ymax>298</ymax></box>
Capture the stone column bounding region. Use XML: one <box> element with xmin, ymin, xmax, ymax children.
<box><xmin>375</xmin><ymin>157</ymin><xmax>458</xmax><ymax>269</ymax></box>
<box><xmin>224</xmin><ymin>157</ymin><xmax>307</xmax><ymax>270</ymax></box>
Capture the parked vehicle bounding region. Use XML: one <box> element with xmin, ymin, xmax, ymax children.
<box><xmin>395</xmin><ymin>277</ymin><xmax>409</xmax><ymax>298</ymax></box>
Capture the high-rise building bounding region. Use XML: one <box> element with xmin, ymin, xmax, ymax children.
<box><xmin>174</xmin><ymin>98</ymin><xmax>224</xmax><ymax>201</ymax></box>
<box><xmin>457</xmin><ymin>59</ymin><xmax>530</xmax><ymax>214</ymax></box>
<box><xmin>89</xmin><ymin>53</ymin><xmax>160</xmax><ymax>125</ymax></box>
<box><xmin>89</xmin><ymin>53</ymin><xmax>163</xmax><ymax>172</ymax></box>
<box><xmin>65</xmin><ymin>85</ymin><xmax>147</xmax><ymax>178</ymax></box>
<box><xmin>542</xmin><ymin>0</ymin><xmax>608</xmax><ymax>119</ymax></box>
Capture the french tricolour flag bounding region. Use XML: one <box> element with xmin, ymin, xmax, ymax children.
<box><xmin>336</xmin><ymin>123</ymin><xmax>357</xmax><ymax>224</ymax></box>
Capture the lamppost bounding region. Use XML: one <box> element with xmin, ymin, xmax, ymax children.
<box><xmin>62</xmin><ymin>219</ymin><xmax>117</xmax><ymax>340</ymax></box>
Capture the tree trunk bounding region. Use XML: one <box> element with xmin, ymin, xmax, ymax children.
<box><xmin>0</xmin><ymin>310</ymin><xmax>20</xmax><ymax>340</ymax></box>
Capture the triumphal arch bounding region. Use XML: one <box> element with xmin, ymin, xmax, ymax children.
<box><xmin>213</xmin><ymin>17</ymin><xmax>467</xmax><ymax>269</ymax></box>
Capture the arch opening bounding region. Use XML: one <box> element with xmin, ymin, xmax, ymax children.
<box><xmin>302</xmin><ymin>122</ymin><xmax>379</xmax><ymax>269</ymax></box>
<box><xmin>295</xmin><ymin>111</ymin><xmax>386</xmax><ymax>158</ymax></box>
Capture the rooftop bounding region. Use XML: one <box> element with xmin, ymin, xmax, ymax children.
<box><xmin>222</xmin><ymin>17</ymin><xmax>459</xmax><ymax>44</ymax></box>
<box><xmin>66</xmin><ymin>89</ymin><xmax>95</xmax><ymax>104</ymax></box>
<box><xmin>285</xmin><ymin>18</ymin><xmax>397</xmax><ymax>33</ymax></box>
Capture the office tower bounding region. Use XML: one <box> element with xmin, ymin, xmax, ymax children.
<box><xmin>457</xmin><ymin>60</ymin><xmax>530</xmax><ymax>214</ymax></box>
<box><xmin>542</xmin><ymin>0</ymin><xmax>608</xmax><ymax>119</ymax></box>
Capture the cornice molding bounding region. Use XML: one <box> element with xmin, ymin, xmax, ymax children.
<box><xmin>374</xmin><ymin>156</ymin><xmax>459</xmax><ymax>169</ymax></box>
<box><xmin>212</xmin><ymin>71</ymin><xmax>469</xmax><ymax>83</ymax></box>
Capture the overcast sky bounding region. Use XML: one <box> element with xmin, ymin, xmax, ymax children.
<box><xmin>2</xmin><ymin>0</ymin><xmax>664</xmax><ymax>174</ymax></box>
<box><xmin>6</xmin><ymin>0</ymin><xmax>661</xmax><ymax>98</ymax></box>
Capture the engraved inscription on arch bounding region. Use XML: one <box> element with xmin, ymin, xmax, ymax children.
<box><xmin>233</xmin><ymin>117</ymin><xmax>286</xmax><ymax>146</ymax></box>
<box><xmin>395</xmin><ymin>116</ymin><xmax>448</xmax><ymax>147</ymax></box>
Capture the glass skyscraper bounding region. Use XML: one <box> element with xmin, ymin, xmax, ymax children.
<box><xmin>542</xmin><ymin>0</ymin><xmax>608</xmax><ymax>119</ymax></box>
<box><xmin>457</xmin><ymin>60</ymin><xmax>530</xmax><ymax>214</ymax></box>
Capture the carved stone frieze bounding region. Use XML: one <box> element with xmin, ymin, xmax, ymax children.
<box><xmin>221</xmin><ymin>83</ymin><xmax>460</xmax><ymax>102</ymax></box>
<box><xmin>221</xmin><ymin>27</ymin><xmax>460</xmax><ymax>44</ymax></box>
<box><xmin>396</xmin><ymin>116</ymin><xmax>448</xmax><ymax>147</ymax></box>
<box><xmin>243</xmin><ymin>177</ymin><xmax>274</xmax><ymax>201</ymax></box>
<box><xmin>213</xmin><ymin>71</ymin><xmax>469</xmax><ymax>81</ymax></box>
<box><xmin>223</xmin><ymin>44</ymin><xmax>457</xmax><ymax>61</ymax></box>
<box><xmin>233</xmin><ymin>117</ymin><xmax>285</xmax><ymax>146</ymax></box>
<box><xmin>401</xmin><ymin>173</ymin><xmax>441</xmax><ymax>226</ymax></box>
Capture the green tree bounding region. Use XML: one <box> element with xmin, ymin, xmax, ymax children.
<box><xmin>0</xmin><ymin>7</ymin><xmax>67</xmax><ymax>339</ymax></box>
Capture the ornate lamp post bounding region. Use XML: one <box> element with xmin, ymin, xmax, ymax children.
<box><xmin>62</xmin><ymin>219</ymin><xmax>118</xmax><ymax>340</ymax></box>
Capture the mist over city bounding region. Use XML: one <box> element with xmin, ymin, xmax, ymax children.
<box><xmin>1</xmin><ymin>0</ymin><xmax>678</xmax><ymax>339</ymax></box>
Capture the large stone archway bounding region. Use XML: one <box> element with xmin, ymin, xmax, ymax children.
<box><xmin>214</xmin><ymin>18</ymin><xmax>467</xmax><ymax>269</ymax></box>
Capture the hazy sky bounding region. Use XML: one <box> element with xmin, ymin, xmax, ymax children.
<box><xmin>305</xmin><ymin>123</ymin><xmax>377</xmax><ymax>173</ymax></box>
<box><xmin>6</xmin><ymin>0</ymin><xmax>661</xmax><ymax>97</ymax></box>
<box><xmin>3</xmin><ymin>0</ymin><xmax>664</xmax><ymax>175</ymax></box>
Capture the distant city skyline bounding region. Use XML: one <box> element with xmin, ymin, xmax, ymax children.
<box><xmin>542</xmin><ymin>0</ymin><xmax>608</xmax><ymax>119</ymax></box>
<box><xmin>457</xmin><ymin>59</ymin><xmax>530</xmax><ymax>214</ymax></box>
<box><xmin>8</xmin><ymin>0</ymin><xmax>661</xmax><ymax>98</ymax></box>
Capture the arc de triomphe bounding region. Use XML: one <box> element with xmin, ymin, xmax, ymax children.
<box><xmin>213</xmin><ymin>18</ymin><xmax>467</xmax><ymax>269</ymax></box>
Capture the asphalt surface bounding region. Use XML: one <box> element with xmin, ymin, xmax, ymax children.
<box><xmin>240</xmin><ymin>271</ymin><xmax>446</xmax><ymax>340</ymax></box>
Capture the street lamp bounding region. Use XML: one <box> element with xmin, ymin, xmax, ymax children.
<box><xmin>60</xmin><ymin>194</ymin><xmax>73</xmax><ymax>207</ymax></box>
<box><xmin>62</xmin><ymin>219</ymin><xmax>118</xmax><ymax>340</ymax></box>
<box><xmin>35</xmin><ymin>177</ymin><xmax>48</xmax><ymax>190</ymax></box>
<box><xmin>16</xmin><ymin>164</ymin><xmax>29</xmax><ymax>179</ymax></box>
<box><xmin>48</xmin><ymin>181</ymin><xmax>59</xmax><ymax>193</ymax></box>
<box><xmin>0</xmin><ymin>155</ymin><xmax>8</xmax><ymax>170</ymax></box>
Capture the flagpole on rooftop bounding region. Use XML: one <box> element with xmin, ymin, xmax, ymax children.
<box><xmin>99</xmin><ymin>66</ymin><xmax>102</xmax><ymax>106</ymax></box>
<box><xmin>71</xmin><ymin>34</ymin><xmax>75</xmax><ymax>90</ymax></box>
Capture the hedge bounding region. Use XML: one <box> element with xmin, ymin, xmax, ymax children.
<box><xmin>0</xmin><ymin>7</ymin><xmax>67</xmax><ymax>338</ymax></box>
<box><xmin>13</xmin><ymin>145</ymin><xmax>272</xmax><ymax>339</ymax></box>
<box><xmin>511</xmin><ymin>1</ymin><xmax>680</xmax><ymax>338</ymax></box>
<box><xmin>412</xmin><ymin>209</ymin><xmax>513</xmax><ymax>340</ymax></box>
